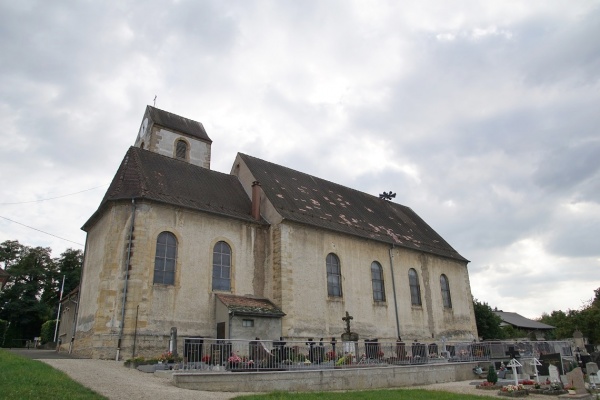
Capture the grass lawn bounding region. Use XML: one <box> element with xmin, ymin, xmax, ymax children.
<box><xmin>233</xmin><ymin>389</ymin><xmax>494</xmax><ymax>400</ymax></box>
<box><xmin>0</xmin><ymin>349</ymin><xmax>106</xmax><ymax>400</ymax></box>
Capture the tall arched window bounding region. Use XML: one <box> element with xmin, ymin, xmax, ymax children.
<box><xmin>440</xmin><ymin>274</ymin><xmax>452</xmax><ymax>309</ymax></box>
<box><xmin>326</xmin><ymin>253</ymin><xmax>342</xmax><ymax>297</ymax></box>
<box><xmin>371</xmin><ymin>261</ymin><xmax>386</xmax><ymax>302</ymax></box>
<box><xmin>175</xmin><ymin>139</ymin><xmax>188</xmax><ymax>160</ymax></box>
<box><xmin>408</xmin><ymin>268</ymin><xmax>422</xmax><ymax>306</ymax></box>
<box><xmin>154</xmin><ymin>232</ymin><xmax>177</xmax><ymax>285</ymax></box>
<box><xmin>212</xmin><ymin>241</ymin><xmax>232</xmax><ymax>291</ymax></box>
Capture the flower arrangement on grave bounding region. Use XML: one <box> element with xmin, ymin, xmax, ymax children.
<box><xmin>519</xmin><ymin>379</ymin><xmax>535</xmax><ymax>385</ymax></box>
<box><xmin>158</xmin><ymin>351</ymin><xmax>181</xmax><ymax>363</ymax></box>
<box><xmin>335</xmin><ymin>353</ymin><xmax>354</xmax><ymax>366</ymax></box>
<box><xmin>325</xmin><ymin>350</ymin><xmax>337</xmax><ymax>361</ymax></box>
<box><xmin>476</xmin><ymin>381</ymin><xmax>499</xmax><ymax>390</ymax></box>
<box><xmin>201</xmin><ymin>354</ymin><xmax>211</xmax><ymax>364</ymax></box>
<box><xmin>498</xmin><ymin>384</ymin><xmax>528</xmax><ymax>397</ymax></box>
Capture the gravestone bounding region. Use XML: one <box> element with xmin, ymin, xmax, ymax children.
<box><xmin>587</xmin><ymin>362</ymin><xmax>599</xmax><ymax>386</ymax></box>
<box><xmin>540</xmin><ymin>353</ymin><xmax>564</xmax><ymax>375</ymax></box>
<box><xmin>548</xmin><ymin>364</ymin><xmax>560</xmax><ymax>382</ymax></box>
<box><xmin>566</xmin><ymin>367</ymin><xmax>587</xmax><ymax>394</ymax></box>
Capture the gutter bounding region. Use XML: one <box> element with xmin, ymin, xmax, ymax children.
<box><xmin>116</xmin><ymin>198</ymin><xmax>136</xmax><ymax>361</ymax></box>
<box><xmin>389</xmin><ymin>245</ymin><xmax>401</xmax><ymax>339</ymax></box>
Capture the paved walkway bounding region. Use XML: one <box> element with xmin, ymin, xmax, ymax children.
<box><xmin>9</xmin><ymin>349</ymin><xmax>570</xmax><ymax>399</ymax></box>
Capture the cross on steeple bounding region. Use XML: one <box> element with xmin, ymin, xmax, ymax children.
<box><xmin>342</xmin><ymin>311</ymin><xmax>353</xmax><ymax>334</ymax></box>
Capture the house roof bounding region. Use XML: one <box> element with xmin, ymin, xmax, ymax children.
<box><xmin>83</xmin><ymin>147</ymin><xmax>262</xmax><ymax>230</ymax></box>
<box><xmin>239</xmin><ymin>153</ymin><xmax>468</xmax><ymax>263</ymax></box>
<box><xmin>146</xmin><ymin>106</ymin><xmax>212</xmax><ymax>142</ymax></box>
<box><xmin>494</xmin><ymin>311</ymin><xmax>555</xmax><ymax>330</ymax></box>
<box><xmin>216</xmin><ymin>294</ymin><xmax>286</xmax><ymax>317</ymax></box>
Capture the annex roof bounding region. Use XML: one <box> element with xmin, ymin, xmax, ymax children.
<box><xmin>494</xmin><ymin>311</ymin><xmax>555</xmax><ymax>330</ymax></box>
<box><xmin>146</xmin><ymin>105</ymin><xmax>212</xmax><ymax>142</ymax></box>
<box><xmin>238</xmin><ymin>153</ymin><xmax>468</xmax><ymax>262</ymax></box>
<box><xmin>83</xmin><ymin>147</ymin><xmax>261</xmax><ymax>230</ymax></box>
<box><xmin>216</xmin><ymin>294</ymin><xmax>286</xmax><ymax>318</ymax></box>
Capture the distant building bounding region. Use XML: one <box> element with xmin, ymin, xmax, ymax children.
<box><xmin>73</xmin><ymin>106</ymin><xmax>478</xmax><ymax>359</ymax></box>
<box><xmin>493</xmin><ymin>310</ymin><xmax>555</xmax><ymax>339</ymax></box>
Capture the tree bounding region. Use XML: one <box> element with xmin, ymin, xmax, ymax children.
<box><xmin>473</xmin><ymin>298</ymin><xmax>505</xmax><ymax>340</ymax></box>
<box><xmin>0</xmin><ymin>241</ymin><xmax>55</xmax><ymax>344</ymax></box>
<box><xmin>487</xmin><ymin>365</ymin><xmax>498</xmax><ymax>384</ymax></box>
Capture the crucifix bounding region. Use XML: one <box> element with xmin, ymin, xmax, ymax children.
<box><xmin>342</xmin><ymin>311</ymin><xmax>353</xmax><ymax>334</ymax></box>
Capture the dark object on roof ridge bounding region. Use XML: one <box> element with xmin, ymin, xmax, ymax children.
<box><xmin>238</xmin><ymin>153</ymin><xmax>468</xmax><ymax>263</ymax></box>
<box><xmin>83</xmin><ymin>147</ymin><xmax>261</xmax><ymax>230</ymax></box>
<box><xmin>146</xmin><ymin>105</ymin><xmax>211</xmax><ymax>142</ymax></box>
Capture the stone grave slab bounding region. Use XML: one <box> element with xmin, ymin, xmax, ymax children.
<box><xmin>549</xmin><ymin>364</ymin><xmax>560</xmax><ymax>382</ymax></box>
<box><xmin>566</xmin><ymin>367</ymin><xmax>587</xmax><ymax>394</ymax></box>
<box><xmin>587</xmin><ymin>362</ymin><xmax>599</xmax><ymax>385</ymax></box>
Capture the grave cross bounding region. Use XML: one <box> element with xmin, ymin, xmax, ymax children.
<box><xmin>505</xmin><ymin>346</ymin><xmax>520</xmax><ymax>359</ymax></box>
<box><xmin>507</xmin><ymin>358</ymin><xmax>523</xmax><ymax>387</ymax></box>
<box><xmin>530</xmin><ymin>358</ymin><xmax>542</xmax><ymax>383</ymax></box>
<box><xmin>342</xmin><ymin>311</ymin><xmax>353</xmax><ymax>334</ymax></box>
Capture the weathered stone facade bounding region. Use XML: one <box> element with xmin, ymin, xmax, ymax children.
<box><xmin>74</xmin><ymin>106</ymin><xmax>478</xmax><ymax>359</ymax></box>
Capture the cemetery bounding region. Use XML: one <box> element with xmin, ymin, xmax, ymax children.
<box><xmin>128</xmin><ymin>312</ymin><xmax>600</xmax><ymax>395</ymax></box>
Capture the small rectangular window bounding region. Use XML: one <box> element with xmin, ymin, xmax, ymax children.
<box><xmin>242</xmin><ymin>319</ymin><xmax>254</xmax><ymax>327</ymax></box>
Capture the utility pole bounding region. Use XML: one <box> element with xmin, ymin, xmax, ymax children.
<box><xmin>53</xmin><ymin>275</ymin><xmax>65</xmax><ymax>343</ymax></box>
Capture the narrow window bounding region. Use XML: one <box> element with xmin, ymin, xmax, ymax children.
<box><xmin>408</xmin><ymin>268</ymin><xmax>422</xmax><ymax>306</ymax></box>
<box><xmin>176</xmin><ymin>140</ymin><xmax>188</xmax><ymax>160</ymax></box>
<box><xmin>440</xmin><ymin>274</ymin><xmax>452</xmax><ymax>309</ymax></box>
<box><xmin>371</xmin><ymin>261</ymin><xmax>386</xmax><ymax>302</ymax></box>
<box><xmin>154</xmin><ymin>232</ymin><xmax>177</xmax><ymax>285</ymax></box>
<box><xmin>326</xmin><ymin>253</ymin><xmax>342</xmax><ymax>297</ymax></box>
<box><xmin>242</xmin><ymin>319</ymin><xmax>254</xmax><ymax>327</ymax></box>
<box><xmin>212</xmin><ymin>241</ymin><xmax>231</xmax><ymax>291</ymax></box>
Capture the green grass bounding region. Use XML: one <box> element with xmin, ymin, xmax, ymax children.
<box><xmin>233</xmin><ymin>389</ymin><xmax>494</xmax><ymax>400</ymax></box>
<box><xmin>0</xmin><ymin>349</ymin><xmax>106</xmax><ymax>400</ymax></box>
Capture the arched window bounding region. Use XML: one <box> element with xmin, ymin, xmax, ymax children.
<box><xmin>408</xmin><ymin>268</ymin><xmax>422</xmax><ymax>306</ymax></box>
<box><xmin>212</xmin><ymin>241</ymin><xmax>232</xmax><ymax>291</ymax></box>
<box><xmin>175</xmin><ymin>139</ymin><xmax>188</xmax><ymax>160</ymax></box>
<box><xmin>440</xmin><ymin>274</ymin><xmax>452</xmax><ymax>309</ymax></box>
<box><xmin>154</xmin><ymin>232</ymin><xmax>177</xmax><ymax>285</ymax></box>
<box><xmin>371</xmin><ymin>261</ymin><xmax>386</xmax><ymax>302</ymax></box>
<box><xmin>326</xmin><ymin>253</ymin><xmax>342</xmax><ymax>297</ymax></box>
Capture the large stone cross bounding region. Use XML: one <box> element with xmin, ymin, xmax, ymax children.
<box><xmin>342</xmin><ymin>311</ymin><xmax>353</xmax><ymax>334</ymax></box>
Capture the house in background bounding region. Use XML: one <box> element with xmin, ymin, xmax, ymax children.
<box><xmin>73</xmin><ymin>106</ymin><xmax>478</xmax><ymax>359</ymax></box>
<box><xmin>493</xmin><ymin>310</ymin><xmax>555</xmax><ymax>339</ymax></box>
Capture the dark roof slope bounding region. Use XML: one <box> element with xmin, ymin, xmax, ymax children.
<box><xmin>146</xmin><ymin>106</ymin><xmax>211</xmax><ymax>142</ymax></box>
<box><xmin>494</xmin><ymin>311</ymin><xmax>555</xmax><ymax>330</ymax></box>
<box><xmin>216</xmin><ymin>294</ymin><xmax>285</xmax><ymax>317</ymax></box>
<box><xmin>83</xmin><ymin>147</ymin><xmax>259</xmax><ymax>230</ymax></box>
<box><xmin>239</xmin><ymin>153</ymin><xmax>467</xmax><ymax>262</ymax></box>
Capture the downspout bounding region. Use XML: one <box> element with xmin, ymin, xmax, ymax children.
<box><xmin>69</xmin><ymin>226</ymin><xmax>89</xmax><ymax>354</ymax></box>
<box><xmin>389</xmin><ymin>245</ymin><xmax>401</xmax><ymax>339</ymax></box>
<box><xmin>117</xmin><ymin>198</ymin><xmax>136</xmax><ymax>361</ymax></box>
<box><xmin>228</xmin><ymin>311</ymin><xmax>234</xmax><ymax>340</ymax></box>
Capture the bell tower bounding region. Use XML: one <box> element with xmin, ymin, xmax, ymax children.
<box><xmin>134</xmin><ymin>106</ymin><xmax>212</xmax><ymax>169</ymax></box>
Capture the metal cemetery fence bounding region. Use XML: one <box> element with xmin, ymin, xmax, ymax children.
<box><xmin>180</xmin><ymin>338</ymin><xmax>573</xmax><ymax>372</ymax></box>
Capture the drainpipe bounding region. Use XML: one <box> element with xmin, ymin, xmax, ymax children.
<box><xmin>117</xmin><ymin>198</ymin><xmax>136</xmax><ymax>361</ymax></box>
<box><xmin>389</xmin><ymin>245</ymin><xmax>401</xmax><ymax>339</ymax></box>
<box><xmin>251</xmin><ymin>181</ymin><xmax>261</xmax><ymax>220</ymax></box>
<box><xmin>69</xmin><ymin>234</ymin><xmax>88</xmax><ymax>355</ymax></box>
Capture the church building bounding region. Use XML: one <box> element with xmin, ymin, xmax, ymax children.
<box><xmin>73</xmin><ymin>106</ymin><xmax>478</xmax><ymax>359</ymax></box>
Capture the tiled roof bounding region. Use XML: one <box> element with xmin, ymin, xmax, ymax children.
<box><xmin>216</xmin><ymin>294</ymin><xmax>286</xmax><ymax>317</ymax></box>
<box><xmin>147</xmin><ymin>106</ymin><xmax>211</xmax><ymax>142</ymax></box>
<box><xmin>239</xmin><ymin>153</ymin><xmax>467</xmax><ymax>262</ymax></box>
<box><xmin>83</xmin><ymin>147</ymin><xmax>262</xmax><ymax>230</ymax></box>
<box><xmin>494</xmin><ymin>311</ymin><xmax>555</xmax><ymax>330</ymax></box>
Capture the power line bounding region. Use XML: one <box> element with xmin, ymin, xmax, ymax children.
<box><xmin>0</xmin><ymin>183</ymin><xmax>109</xmax><ymax>205</ymax></box>
<box><xmin>0</xmin><ymin>215</ymin><xmax>84</xmax><ymax>247</ymax></box>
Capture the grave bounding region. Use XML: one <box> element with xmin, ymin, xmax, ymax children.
<box><xmin>587</xmin><ymin>362</ymin><xmax>599</xmax><ymax>387</ymax></box>
<box><xmin>340</xmin><ymin>311</ymin><xmax>358</xmax><ymax>360</ymax></box>
<box><xmin>548</xmin><ymin>364</ymin><xmax>560</xmax><ymax>383</ymax></box>
<box><xmin>557</xmin><ymin>366</ymin><xmax>594</xmax><ymax>400</ymax></box>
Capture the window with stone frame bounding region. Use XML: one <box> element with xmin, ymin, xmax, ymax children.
<box><xmin>175</xmin><ymin>139</ymin><xmax>188</xmax><ymax>160</ymax></box>
<box><xmin>440</xmin><ymin>274</ymin><xmax>452</xmax><ymax>309</ymax></box>
<box><xmin>153</xmin><ymin>231</ymin><xmax>177</xmax><ymax>285</ymax></box>
<box><xmin>408</xmin><ymin>268</ymin><xmax>422</xmax><ymax>306</ymax></box>
<box><xmin>371</xmin><ymin>261</ymin><xmax>386</xmax><ymax>302</ymax></box>
<box><xmin>326</xmin><ymin>253</ymin><xmax>343</xmax><ymax>297</ymax></box>
<box><xmin>212</xmin><ymin>241</ymin><xmax>232</xmax><ymax>291</ymax></box>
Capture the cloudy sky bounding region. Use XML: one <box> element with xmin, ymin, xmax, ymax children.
<box><xmin>1</xmin><ymin>1</ymin><xmax>598</xmax><ymax>320</ymax></box>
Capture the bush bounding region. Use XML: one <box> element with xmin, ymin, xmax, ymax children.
<box><xmin>40</xmin><ymin>320</ymin><xmax>55</xmax><ymax>344</ymax></box>
<box><xmin>487</xmin><ymin>365</ymin><xmax>498</xmax><ymax>384</ymax></box>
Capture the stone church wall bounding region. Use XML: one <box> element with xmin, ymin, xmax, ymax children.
<box><xmin>273</xmin><ymin>221</ymin><xmax>477</xmax><ymax>342</ymax></box>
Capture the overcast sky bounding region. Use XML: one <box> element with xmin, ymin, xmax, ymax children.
<box><xmin>1</xmin><ymin>1</ymin><xmax>598</xmax><ymax>320</ymax></box>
